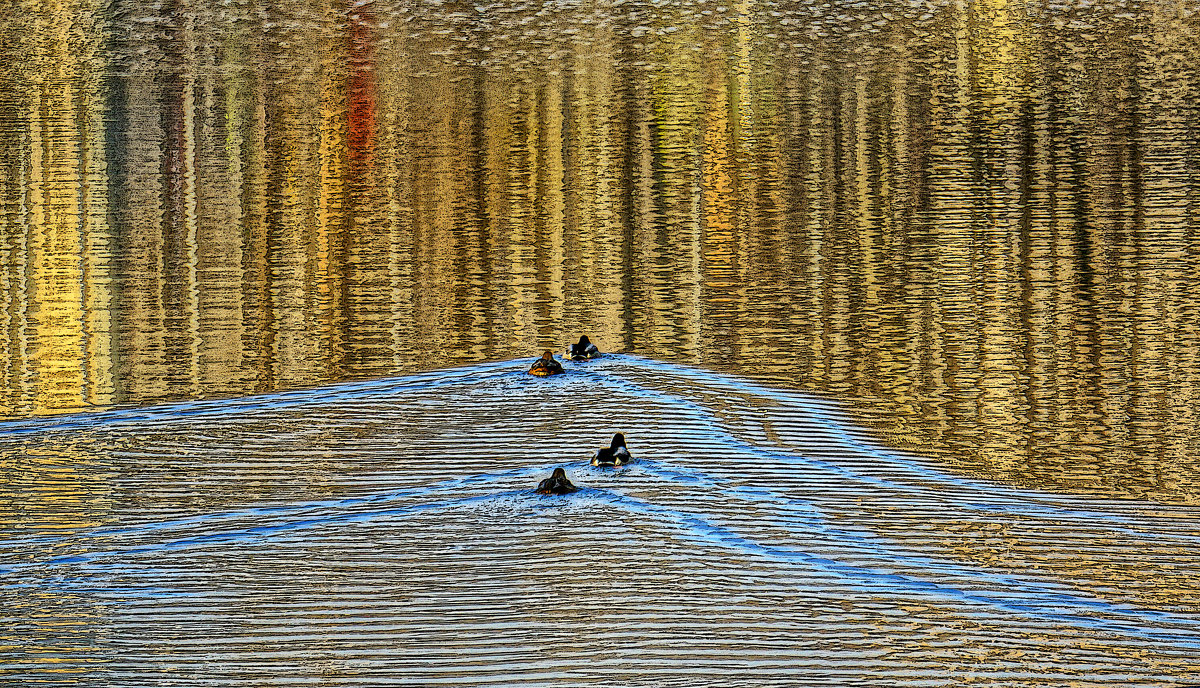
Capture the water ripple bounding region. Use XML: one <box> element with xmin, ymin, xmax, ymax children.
<box><xmin>3</xmin><ymin>358</ymin><xmax>1199</xmax><ymax>684</ymax></box>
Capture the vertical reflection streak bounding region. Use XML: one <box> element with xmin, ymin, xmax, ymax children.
<box><xmin>184</xmin><ymin>67</ymin><xmax>200</xmax><ymax>398</ymax></box>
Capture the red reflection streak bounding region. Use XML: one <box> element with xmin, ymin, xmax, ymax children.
<box><xmin>347</xmin><ymin>2</ymin><xmax>376</xmax><ymax>169</ymax></box>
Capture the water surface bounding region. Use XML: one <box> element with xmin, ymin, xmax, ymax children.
<box><xmin>2</xmin><ymin>0</ymin><xmax>1198</xmax><ymax>500</ymax></box>
<box><xmin>2</xmin><ymin>0</ymin><xmax>1200</xmax><ymax>683</ymax></box>
<box><xmin>3</xmin><ymin>358</ymin><xmax>1199</xmax><ymax>685</ymax></box>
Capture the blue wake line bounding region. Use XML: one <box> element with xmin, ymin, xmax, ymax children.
<box><xmin>4</xmin><ymin>478</ymin><xmax>1199</xmax><ymax>649</ymax></box>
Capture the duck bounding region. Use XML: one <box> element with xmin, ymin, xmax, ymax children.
<box><xmin>565</xmin><ymin>335</ymin><xmax>601</xmax><ymax>361</ymax></box>
<box><xmin>527</xmin><ymin>350</ymin><xmax>564</xmax><ymax>376</ymax></box>
<box><xmin>536</xmin><ymin>467</ymin><xmax>578</xmax><ymax>495</ymax></box>
<box><xmin>591</xmin><ymin>433</ymin><xmax>633</xmax><ymax>466</ymax></box>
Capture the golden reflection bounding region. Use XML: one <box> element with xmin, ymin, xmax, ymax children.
<box><xmin>1</xmin><ymin>1</ymin><xmax>1199</xmax><ymax>503</ymax></box>
<box><xmin>2</xmin><ymin>0</ymin><xmax>115</xmax><ymax>416</ymax></box>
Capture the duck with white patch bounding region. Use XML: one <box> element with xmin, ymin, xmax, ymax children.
<box><xmin>591</xmin><ymin>433</ymin><xmax>633</xmax><ymax>467</ymax></box>
<box><xmin>565</xmin><ymin>335</ymin><xmax>601</xmax><ymax>361</ymax></box>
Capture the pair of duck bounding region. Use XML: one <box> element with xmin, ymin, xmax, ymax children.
<box><xmin>528</xmin><ymin>335</ymin><xmax>600</xmax><ymax>376</ymax></box>
<box><xmin>536</xmin><ymin>433</ymin><xmax>632</xmax><ymax>495</ymax></box>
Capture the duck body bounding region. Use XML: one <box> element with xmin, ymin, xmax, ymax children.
<box><xmin>536</xmin><ymin>467</ymin><xmax>578</xmax><ymax>495</ymax></box>
<box><xmin>565</xmin><ymin>335</ymin><xmax>601</xmax><ymax>361</ymax></box>
<box><xmin>527</xmin><ymin>350</ymin><xmax>564</xmax><ymax>376</ymax></box>
<box><xmin>592</xmin><ymin>432</ymin><xmax>633</xmax><ymax>467</ymax></box>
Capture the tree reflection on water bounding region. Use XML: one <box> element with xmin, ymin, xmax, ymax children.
<box><xmin>0</xmin><ymin>0</ymin><xmax>1197</xmax><ymax>501</ymax></box>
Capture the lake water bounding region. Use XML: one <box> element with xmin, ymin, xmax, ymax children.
<box><xmin>2</xmin><ymin>0</ymin><xmax>1200</xmax><ymax>684</ymax></box>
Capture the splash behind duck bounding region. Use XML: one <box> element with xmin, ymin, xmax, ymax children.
<box><xmin>527</xmin><ymin>350</ymin><xmax>564</xmax><ymax>376</ymax></box>
<box><xmin>592</xmin><ymin>433</ymin><xmax>633</xmax><ymax>467</ymax></box>
<box><xmin>566</xmin><ymin>335</ymin><xmax>601</xmax><ymax>361</ymax></box>
<box><xmin>536</xmin><ymin>467</ymin><xmax>578</xmax><ymax>495</ymax></box>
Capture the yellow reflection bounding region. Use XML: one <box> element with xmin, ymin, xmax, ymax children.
<box><xmin>6</xmin><ymin>0</ymin><xmax>114</xmax><ymax>416</ymax></box>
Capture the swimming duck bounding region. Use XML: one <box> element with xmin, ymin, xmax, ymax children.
<box><xmin>592</xmin><ymin>433</ymin><xmax>633</xmax><ymax>466</ymax></box>
<box><xmin>527</xmin><ymin>350</ymin><xmax>564</xmax><ymax>376</ymax></box>
<box><xmin>565</xmin><ymin>335</ymin><xmax>601</xmax><ymax>361</ymax></box>
<box><xmin>536</xmin><ymin>467</ymin><xmax>578</xmax><ymax>495</ymax></box>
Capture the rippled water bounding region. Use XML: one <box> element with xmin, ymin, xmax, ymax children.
<box><xmin>4</xmin><ymin>0</ymin><xmax>1200</xmax><ymax>683</ymax></box>
<box><xmin>4</xmin><ymin>358</ymin><xmax>1200</xmax><ymax>685</ymax></box>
